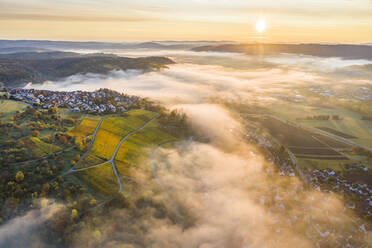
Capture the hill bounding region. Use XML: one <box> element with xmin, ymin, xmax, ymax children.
<box><xmin>192</xmin><ymin>43</ymin><xmax>372</xmax><ymax>60</ymax></box>
<box><xmin>0</xmin><ymin>89</ymin><xmax>190</xmax><ymax>230</ymax></box>
<box><xmin>0</xmin><ymin>52</ymin><xmax>174</xmax><ymax>87</ymax></box>
<box><xmin>0</xmin><ymin>39</ymin><xmax>201</xmax><ymax>51</ymax></box>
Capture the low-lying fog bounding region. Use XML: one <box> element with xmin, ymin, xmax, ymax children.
<box><xmin>9</xmin><ymin>47</ymin><xmax>372</xmax><ymax>247</ymax></box>
<box><xmin>27</xmin><ymin>48</ymin><xmax>372</xmax><ymax>105</ymax></box>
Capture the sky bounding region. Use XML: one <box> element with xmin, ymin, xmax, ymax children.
<box><xmin>1</xmin><ymin>0</ymin><xmax>372</xmax><ymax>43</ymax></box>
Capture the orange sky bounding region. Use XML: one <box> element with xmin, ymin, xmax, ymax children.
<box><xmin>1</xmin><ymin>0</ymin><xmax>372</xmax><ymax>43</ymax></box>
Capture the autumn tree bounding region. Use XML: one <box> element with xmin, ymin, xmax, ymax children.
<box><xmin>15</xmin><ymin>171</ymin><xmax>24</xmax><ymax>182</ymax></box>
<box><xmin>18</xmin><ymin>140</ymin><xmax>25</xmax><ymax>147</ymax></box>
<box><xmin>48</xmin><ymin>106</ymin><xmax>58</xmax><ymax>114</ymax></box>
<box><xmin>71</xmin><ymin>209</ymin><xmax>79</xmax><ymax>221</ymax></box>
<box><xmin>74</xmin><ymin>138</ymin><xmax>84</xmax><ymax>151</ymax></box>
<box><xmin>32</xmin><ymin>130</ymin><xmax>40</xmax><ymax>137</ymax></box>
<box><xmin>58</xmin><ymin>135</ymin><xmax>68</xmax><ymax>144</ymax></box>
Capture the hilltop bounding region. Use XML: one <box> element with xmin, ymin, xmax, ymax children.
<box><xmin>0</xmin><ymin>88</ymin><xmax>191</xmax><ymax>245</ymax></box>
<box><xmin>0</xmin><ymin>51</ymin><xmax>174</xmax><ymax>87</ymax></box>
<box><xmin>192</xmin><ymin>43</ymin><xmax>372</xmax><ymax>60</ymax></box>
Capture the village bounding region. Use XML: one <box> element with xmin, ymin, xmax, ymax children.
<box><xmin>0</xmin><ymin>88</ymin><xmax>143</xmax><ymax>114</ymax></box>
<box><xmin>246</xmin><ymin>129</ymin><xmax>372</xmax><ymax>218</ymax></box>
<box><xmin>310</xmin><ymin>167</ymin><xmax>372</xmax><ymax>214</ymax></box>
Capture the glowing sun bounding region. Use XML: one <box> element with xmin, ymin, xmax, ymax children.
<box><xmin>255</xmin><ymin>19</ymin><xmax>266</xmax><ymax>33</ymax></box>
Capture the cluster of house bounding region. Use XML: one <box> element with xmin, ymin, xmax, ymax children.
<box><xmin>1</xmin><ymin>88</ymin><xmax>143</xmax><ymax>114</ymax></box>
<box><xmin>273</xmin><ymin>93</ymin><xmax>304</xmax><ymax>103</ymax></box>
<box><xmin>247</xmin><ymin>129</ymin><xmax>372</xmax><ymax>216</ymax></box>
<box><xmin>310</xmin><ymin>168</ymin><xmax>372</xmax><ymax>215</ymax></box>
<box><xmin>345</xmin><ymin>163</ymin><xmax>369</xmax><ymax>172</ymax></box>
<box><xmin>246</xmin><ymin>130</ymin><xmax>296</xmax><ymax>177</ymax></box>
<box><xmin>310</xmin><ymin>86</ymin><xmax>372</xmax><ymax>101</ymax></box>
<box><xmin>310</xmin><ymin>88</ymin><xmax>335</xmax><ymax>97</ymax></box>
<box><xmin>354</xmin><ymin>86</ymin><xmax>372</xmax><ymax>101</ymax></box>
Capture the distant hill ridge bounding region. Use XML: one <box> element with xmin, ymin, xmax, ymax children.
<box><xmin>0</xmin><ymin>51</ymin><xmax>174</xmax><ymax>87</ymax></box>
<box><xmin>192</xmin><ymin>43</ymin><xmax>372</xmax><ymax>60</ymax></box>
<box><xmin>0</xmin><ymin>40</ymin><xmax>199</xmax><ymax>50</ymax></box>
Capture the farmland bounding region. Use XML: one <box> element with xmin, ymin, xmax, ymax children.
<box><xmin>88</xmin><ymin>110</ymin><xmax>158</xmax><ymax>161</ymax></box>
<box><xmin>67</xmin><ymin>119</ymin><xmax>100</xmax><ymax>138</ymax></box>
<box><xmin>63</xmin><ymin>109</ymin><xmax>178</xmax><ymax>198</ymax></box>
<box><xmin>245</xmin><ymin>115</ymin><xmax>353</xmax><ymax>171</ymax></box>
<box><xmin>75</xmin><ymin>153</ymin><xmax>106</xmax><ymax>170</ymax></box>
<box><xmin>316</xmin><ymin>127</ymin><xmax>357</xmax><ymax>139</ymax></box>
<box><xmin>267</xmin><ymin>101</ymin><xmax>372</xmax><ymax>149</ymax></box>
<box><xmin>254</xmin><ymin>116</ymin><xmax>347</xmax><ymax>156</ymax></box>
<box><xmin>24</xmin><ymin>136</ymin><xmax>62</xmax><ymax>158</ymax></box>
<box><xmin>0</xmin><ymin>99</ymin><xmax>28</xmax><ymax>121</ymax></box>
<box><xmin>115</xmin><ymin>126</ymin><xmax>177</xmax><ymax>169</ymax></box>
<box><xmin>74</xmin><ymin>162</ymin><xmax>119</xmax><ymax>195</ymax></box>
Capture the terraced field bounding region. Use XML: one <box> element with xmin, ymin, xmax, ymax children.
<box><xmin>115</xmin><ymin>127</ymin><xmax>177</xmax><ymax>167</ymax></box>
<box><xmin>74</xmin><ymin>162</ymin><xmax>119</xmax><ymax>195</ymax></box>
<box><xmin>64</xmin><ymin>109</ymin><xmax>177</xmax><ymax>197</ymax></box>
<box><xmin>67</xmin><ymin>119</ymin><xmax>100</xmax><ymax>138</ymax></box>
<box><xmin>90</xmin><ymin>111</ymin><xmax>158</xmax><ymax>160</ymax></box>
<box><xmin>75</xmin><ymin>153</ymin><xmax>106</xmax><ymax>170</ymax></box>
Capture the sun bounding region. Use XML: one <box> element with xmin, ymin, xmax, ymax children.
<box><xmin>255</xmin><ymin>19</ymin><xmax>266</xmax><ymax>33</ymax></box>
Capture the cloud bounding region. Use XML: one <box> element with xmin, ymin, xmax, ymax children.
<box><xmin>0</xmin><ymin>199</ymin><xmax>64</xmax><ymax>248</ymax></box>
<box><xmin>27</xmin><ymin>62</ymin><xmax>320</xmax><ymax>106</ymax></box>
<box><xmin>0</xmin><ymin>13</ymin><xmax>153</xmax><ymax>23</ymax></box>
<box><xmin>70</xmin><ymin>140</ymin><xmax>370</xmax><ymax>247</ymax></box>
<box><xmin>19</xmin><ymin>50</ymin><xmax>372</xmax><ymax>247</ymax></box>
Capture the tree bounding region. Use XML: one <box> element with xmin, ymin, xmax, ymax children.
<box><xmin>74</xmin><ymin>138</ymin><xmax>84</xmax><ymax>151</ymax></box>
<box><xmin>89</xmin><ymin>199</ymin><xmax>97</xmax><ymax>206</ymax></box>
<box><xmin>58</xmin><ymin>135</ymin><xmax>68</xmax><ymax>144</ymax></box>
<box><xmin>71</xmin><ymin>209</ymin><xmax>79</xmax><ymax>221</ymax></box>
<box><xmin>18</xmin><ymin>140</ymin><xmax>25</xmax><ymax>147</ymax></box>
<box><xmin>41</xmin><ymin>183</ymin><xmax>51</xmax><ymax>196</ymax></box>
<box><xmin>48</xmin><ymin>106</ymin><xmax>58</xmax><ymax>114</ymax></box>
<box><xmin>32</xmin><ymin>130</ymin><xmax>40</xmax><ymax>137</ymax></box>
<box><xmin>15</xmin><ymin>171</ymin><xmax>24</xmax><ymax>182</ymax></box>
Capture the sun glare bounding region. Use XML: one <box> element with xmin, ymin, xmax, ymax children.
<box><xmin>255</xmin><ymin>19</ymin><xmax>266</xmax><ymax>33</ymax></box>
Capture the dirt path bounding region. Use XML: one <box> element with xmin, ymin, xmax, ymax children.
<box><xmin>63</xmin><ymin>118</ymin><xmax>104</xmax><ymax>175</ymax></box>
<box><xmin>110</xmin><ymin>113</ymin><xmax>160</xmax><ymax>192</ymax></box>
<box><xmin>65</xmin><ymin>113</ymin><xmax>160</xmax><ymax>193</ymax></box>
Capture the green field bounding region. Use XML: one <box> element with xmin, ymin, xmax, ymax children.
<box><xmin>75</xmin><ymin>153</ymin><xmax>106</xmax><ymax>169</ymax></box>
<box><xmin>114</xmin><ymin>160</ymin><xmax>132</xmax><ymax>177</ymax></box>
<box><xmin>126</xmin><ymin>109</ymin><xmax>158</xmax><ymax>119</ymax></box>
<box><xmin>299</xmin><ymin>118</ymin><xmax>372</xmax><ymax>148</ymax></box>
<box><xmin>64</xmin><ymin>109</ymin><xmax>178</xmax><ymax>196</ymax></box>
<box><xmin>25</xmin><ymin>137</ymin><xmax>62</xmax><ymax>158</ymax></box>
<box><xmin>261</xmin><ymin>101</ymin><xmax>372</xmax><ymax>173</ymax></box>
<box><xmin>267</xmin><ymin>102</ymin><xmax>372</xmax><ymax>149</ymax></box>
<box><xmin>0</xmin><ymin>100</ymin><xmax>28</xmax><ymax>121</ymax></box>
<box><xmin>115</xmin><ymin>127</ymin><xmax>177</xmax><ymax>168</ymax></box>
<box><xmin>74</xmin><ymin>162</ymin><xmax>118</xmax><ymax>195</ymax></box>
<box><xmin>89</xmin><ymin>110</ymin><xmax>157</xmax><ymax>160</ymax></box>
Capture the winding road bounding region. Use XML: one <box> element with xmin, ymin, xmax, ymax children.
<box><xmin>63</xmin><ymin>118</ymin><xmax>105</xmax><ymax>175</ymax></box>
<box><xmin>64</xmin><ymin>113</ymin><xmax>160</xmax><ymax>193</ymax></box>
